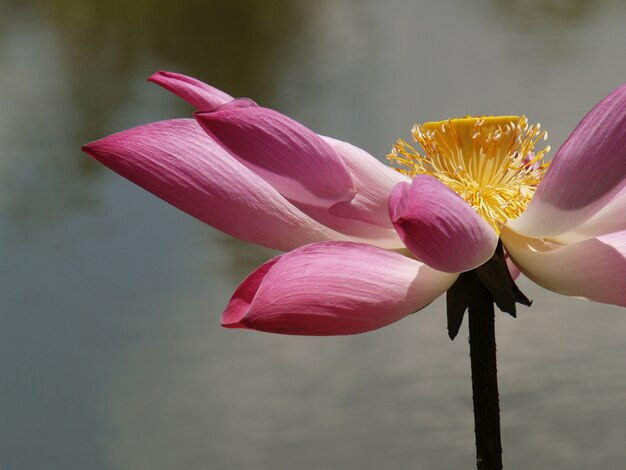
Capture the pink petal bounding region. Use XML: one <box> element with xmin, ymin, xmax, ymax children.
<box><xmin>502</xmin><ymin>228</ymin><xmax>626</xmax><ymax>307</ymax></box>
<box><xmin>510</xmin><ymin>83</ymin><xmax>626</xmax><ymax>237</ymax></box>
<box><xmin>82</xmin><ymin>119</ymin><xmax>349</xmax><ymax>251</ymax></box>
<box><xmin>388</xmin><ymin>176</ymin><xmax>498</xmax><ymax>273</ymax></box>
<box><xmin>322</xmin><ymin>136</ymin><xmax>410</xmax><ymax>229</ymax></box>
<box><xmin>148</xmin><ymin>70</ymin><xmax>232</xmax><ymax>110</ymax></box>
<box><xmin>222</xmin><ymin>242</ymin><xmax>457</xmax><ymax>335</ymax></box>
<box><xmin>194</xmin><ymin>105</ymin><xmax>356</xmax><ymax>210</ymax></box>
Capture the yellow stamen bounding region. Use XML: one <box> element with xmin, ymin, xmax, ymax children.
<box><xmin>387</xmin><ymin>115</ymin><xmax>550</xmax><ymax>234</ymax></box>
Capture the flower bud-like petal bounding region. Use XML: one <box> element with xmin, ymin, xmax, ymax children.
<box><xmin>222</xmin><ymin>242</ymin><xmax>457</xmax><ymax>335</ymax></box>
<box><xmin>389</xmin><ymin>175</ymin><xmax>498</xmax><ymax>273</ymax></box>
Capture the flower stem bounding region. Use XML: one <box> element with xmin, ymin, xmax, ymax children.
<box><xmin>467</xmin><ymin>271</ymin><xmax>503</xmax><ymax>470</ymax></box>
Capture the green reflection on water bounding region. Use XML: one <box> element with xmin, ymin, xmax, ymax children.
<box><xmin>44</xmin><ymin>0</ymin><xmax>307</xmax><ymax>122</ymax></box>
<box><xmin>0</xmin><ymin>0</ymin><xmax>308</xmax><ymax>223</ymax></box>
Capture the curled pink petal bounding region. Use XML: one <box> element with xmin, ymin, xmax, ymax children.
<box><xmin>82</xmin><ymin>119</ymin><xmax>349</xmax><ymax>251</ymax></box>
<box><xmin>148</xmin><ymin>70</ymin><xmax>232</xmax><ymax>110</ymax></box>
<box><xmin>194</xmin><ymin>105</ymin><xmax>356</xmax><ymax>210</ymax></box>
<box><xmin>502</xmin><ymin>228</ymin><xmax>626</xmax><ymax>307</ymax></box>
<box><xmin>511</xmin><ymin>83</ymin><xmax>626</xmax><ymax>237</ymax></box>
<box><xmin>388</xmin><ymin>176</ymin><xmax>498</xmax><ymax>273</ymax></box>
<box><xmin>222</xmin><ymin>242</ymin><xmax>457</xmax><ymax>335</ymax></box>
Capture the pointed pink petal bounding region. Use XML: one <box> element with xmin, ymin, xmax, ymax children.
<box><xmin>194</xmin><ymin>105</ymin><xmax>356</xmax><ymax>210</ymax></box>
<box><xmin>148</xmin><ymin>70</ymin><xmax>232</xmax><ymax>110</ymax></box>
<box><xmin>388</xmin><ymin>176</ymin><xmax>498</xmax><ymax>273</ymax></box>
<box><xmin>147</xmin><ymin>72</ymin><xmax>403</xmax><ymax>246</ymax></box>
<box><xmin>222</xmin><ymin>242</ymin><xmax>457</xmax><ymax>335</ymax></box>
<box><xmin>148</xmin><ymin>70</ymin><xmax>404</xmax><ymax>234</ymax></box>
<box><xmin>322</xmin><ymin>136</ymin><xmax>410</xmax><ymax>229</ymax></box>
<box><xmin>502</xmin><ymin>229</ymin><xmax>626</xmax><ymax>307</ymax></box>
<box><xmin>82</xmin><ymin>119</ymin><xmax>349</xmax><ymax>251</ymax></box>
<box><xmin>510</xmin><ymin>83</ymin><xmax>626</xmax><ymax>237</ymax></box>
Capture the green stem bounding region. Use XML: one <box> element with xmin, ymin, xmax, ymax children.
<box><xmin>467</xmin><ymin>271</ymin><xmax>503</xmax><ymax>470</ymax></box>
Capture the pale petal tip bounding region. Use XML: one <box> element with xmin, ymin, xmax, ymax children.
<box><xmin>146</xmin><ymin>70</ymin><xmax>168</xmax><ymax>83</ymax></box>
<box><xmin>82</xmin><ymin>135</ymin><xmax>126</xmax><ymax>165</ymax></box>
<box><xmin>220</xmin><ymin>317</ymin><xmax>248</xmax><ymax>329</ymax></box>
<box><xmin>81</xmin><ymin>140</ymin><xmax>105</xmax><ymax>160</ymax></box>
<box><xmin>221</xmin><ymin>301</ymin><xmax>249</xmax><ymax>329</ymax></box>
<box><xmin>147</xmin><ymin>70</ymin><xmax>191</xmax><ymax>87</ymax></box>
<box><xmin>193</xmin><ymin>98</ymin><xmax>258</xmax><ymax>118</ymax></box>
<box><xmin>220</xmin><ymin>257</ymin><xmax>281</xmax><ymax>331</ymax></box>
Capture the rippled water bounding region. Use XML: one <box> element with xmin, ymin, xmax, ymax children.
<box><xmin>2</xmin><ymin>0</ymin><xmax>626</xmax><ymax>468</ymax></box>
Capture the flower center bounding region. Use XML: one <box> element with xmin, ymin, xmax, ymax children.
<box><xmin>388</xmin><ymin>115</ymin><xmax>550</xmax><ymax>234</ymax></box>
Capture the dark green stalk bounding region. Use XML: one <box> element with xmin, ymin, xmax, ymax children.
<box><xmin>446</xmin><ymin>243</ymin><xmax>531</xmax><ymax>469</ymax></box>
<box><xmin>467</xmin><ymin>271</ymin><xmax>502</xmax><ymax>470</ymax></box>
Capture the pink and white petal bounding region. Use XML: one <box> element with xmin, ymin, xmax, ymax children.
<box><xmin>388</xmin><ymin>176</ymin><xmax>498</xmax><ymax>273</ymax></box>
<box><xmin>148</xmin><ymin>70</ymin><xmax>232</xmax><ymax>110</ymax></box>
<box><xmin>510</xmin><ymin>83</ymin><xmax>626</xmax><ymax>238</ymax></box>
<box><xmin>222</xmin><ymin>242</ymin><xmax>457</xmax><ymax>335</ymax></box>
<box><xmin>194</xmin><ymin>105</ymin><xmax>356</xmax><ymax>210</ymax></box>
<box><xmin>322</xmin><ymin>136</ymin><xmax>411</xmax><ymax>230</ymax></box>
<box><xmin>551</xmin><ymin>186</ymin><xmax>626</xmax><ymax>244</ymax></box>
<box><xmin>82</xmin><ymin>119</ymin><xmax>350</xmax><ymax>251</ymax></box>
<box><xmin>287</xmin><ymin>204</ymin><xmax>402</xmax><ymax>249</ymax></box>
<box><xmin>502</xmin><ymin>228</ymin><xmax>626</xmax><ymax>307</ymax></box>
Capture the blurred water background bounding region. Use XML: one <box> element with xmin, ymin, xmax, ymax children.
<box><xmin>1</xmin><ymin>0</ymin><xmax>626</xmax><ymax>468</ymax></box>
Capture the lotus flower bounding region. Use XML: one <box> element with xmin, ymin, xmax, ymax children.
<box><xmin>83</xmin><ymin>72</ymin><xmax>626</xmax><ymax>335</ymax></box>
